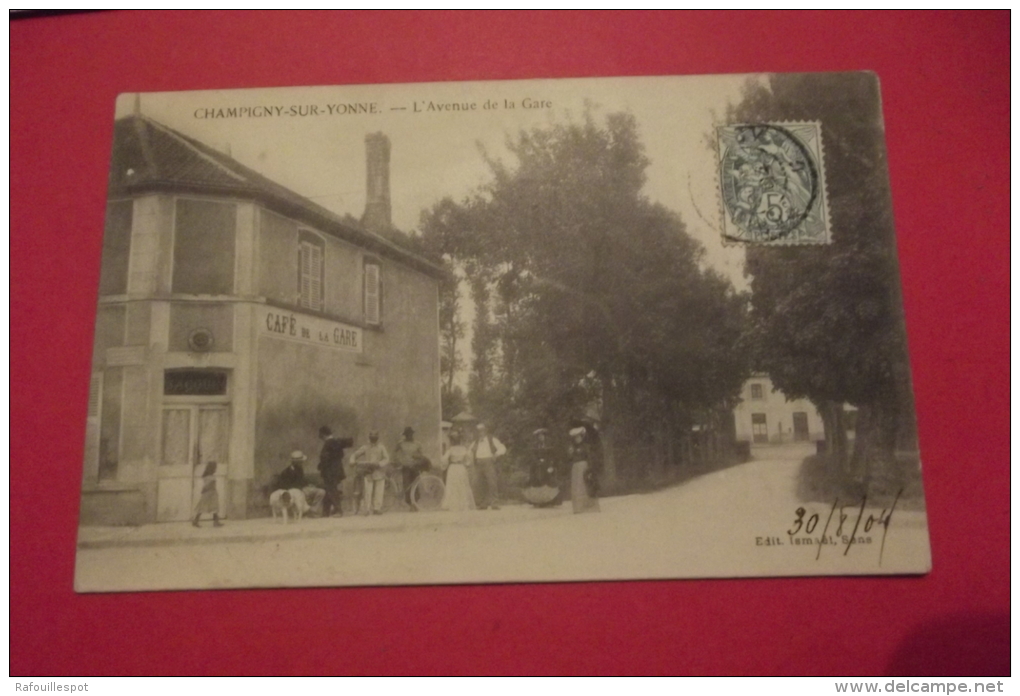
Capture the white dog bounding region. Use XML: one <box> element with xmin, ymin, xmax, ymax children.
<box><xmin>269</xmin><ymin>488</ymin><xmax>309</xmax><ymax>523</ymax></box>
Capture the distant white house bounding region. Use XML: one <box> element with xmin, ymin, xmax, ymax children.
<box><xmin>733</xmin><ymin>374</ymin><xmax>825</xmax><ymax>445</ymax></box>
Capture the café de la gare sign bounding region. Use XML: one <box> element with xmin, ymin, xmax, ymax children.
<box><xmin>259</xmin><ymin>306</ymin><xmax>363</xmax><ymax>353</ymax></box>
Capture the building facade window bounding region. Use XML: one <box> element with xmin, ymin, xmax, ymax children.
<box><xmin>100</xmin><ymin>201</ymin><xmax>132</xmax><ymax>296</ymax></box>
<box><xmin>364</xmin><ymin>260</ymin><xmax>381</xmax><ymax>325</ymax></box>
<box><xmin>84</xmin><ymin>372</ymin><xmax>103</xmax><ymax>480</ymax></box>
<box><xmin>172</xmin><ymin>199</ymin><xmax>237</xmax><ymax>295</ymax></box>
<box><xmin>298</xmin><ymin>230</ymin><xmax>325</xmax><ymax>311</ymax></box>
<box><xmin>99</xmin><ymin>367</ymin><xmax>124</xmax><ymax>481</ymax></box>
<box><xmin>750</xmin><ymin>383</ymin><xmax>764</xmax><ymax>400</ymax></box>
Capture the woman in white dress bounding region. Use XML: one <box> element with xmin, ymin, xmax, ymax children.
<box><xmin>568</xmin><ymin>426</ymin><xmax>600</xmax><ymax>514</ymax></box>
<box><xmin>441</xmin><ymin>429</ymin><xmax>476</xmax><ymax>512</ymax></box>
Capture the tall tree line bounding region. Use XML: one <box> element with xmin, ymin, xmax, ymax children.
<box><xmin>417</xmin><ymin>112</ymin><xmax>750</xmax><ymax>485</ymax></box>
<box><xmin>730</xmin><ymin>72</ymin><xmax>919</xmax><ymax>490</ymax></box>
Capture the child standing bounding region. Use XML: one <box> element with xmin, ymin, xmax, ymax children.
<box><xmin>192</xmin><ymin>461</ymin><xmax>224</xmax><ymax>527</ymax></box>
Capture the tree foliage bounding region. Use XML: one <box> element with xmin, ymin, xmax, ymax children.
<box><xmin>419</xmin><ymin>112</ymin><xmax>749</xmax><ymax>482</ymax></box>
<box><xmin>730</xmin><ymin>73</ymin><xmax>918</xmax><ymax>481</ymax></box>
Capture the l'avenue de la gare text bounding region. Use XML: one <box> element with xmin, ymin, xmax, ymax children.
<box><xmin>410</xmin><ymin>98</ymin><xmax>552</xmax><ymax>112</ymax></box>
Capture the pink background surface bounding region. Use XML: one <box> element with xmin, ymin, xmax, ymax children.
<box><xmin>10</xmin><ymin>11</ymin><xmax>1009</xmax><ymax>676</ymax></box>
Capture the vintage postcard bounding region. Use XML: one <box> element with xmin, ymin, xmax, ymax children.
<box><xmin>75</xmin><ymin>72</ymin><xmax>930</xmax><ymax>592</ymax></box>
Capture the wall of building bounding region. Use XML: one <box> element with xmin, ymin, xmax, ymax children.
<box><xmin>83</xmin><ymin>185</ymin><xmax>441</xmax><ymax>524</ymax></box>
<box><xmin>259</xmin><ymin>209</ymin><xmax>363</xmax><ymax>323</ymax></box>
<box><xmin>254</xmin><ymin>338</ymin><xmax>365</xmax><ymax>497</ymax></box>
<box><xmin>251</xmin><ymin>204</ymin><xmax>441</xmax><ymax>516</ymax></box>
<box><xmin>168</xmin><ymin>303</ymin><xmax>233</xmax><ymax>352</ymax></box>
<box><xmin>251</xmin><ymin>256</ymin><xmax>441</xmax><ymax>516</ymax></box>
<box><xmin>85</xmin><ymin>194</ymin><xmax>250</xmax><ymax>524</ymax></box>
<box><xmin>733</xmin><ymin>376</ymin><xmax>825</xmax><ymax>444</ymax></box>
<box><xmin>364</xmin><ymin>259</ymin><xmax>441</xmax><ymax>444</ymax></box>
<box><xmin>84</xmin><ymin>196</ymin><xmax>171</xmax><ymax>523</ymax></box>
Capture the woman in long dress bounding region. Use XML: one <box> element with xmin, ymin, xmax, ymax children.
<box><xmin>568</xmin><ymin>427</ymin><xmax>600</xmax><ymax>514</ymax></box>
<box><xmin>440</xmin><ymin>430</ymin><xmax>476</xmax><ymax>512</ymax></box>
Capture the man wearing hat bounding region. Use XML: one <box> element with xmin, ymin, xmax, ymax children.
<box><xmin>273</xmin><ymin>450</ymin><xmax>325</xmax><ymax>515</ymax></box>
<box><xmin>350</xmin><ymin>431</ymin><xmax>390</xmax><ymax>515</ymax></box>
<box><xmin>317</xmin><ymin>426</ymin><xmax>352</xmax><ymax>518</ymax></box>
<box><xmin>393</xmin><ymin>426</ymin><xmax>429</xmax><ymax>510</ymax></box>
<box><xmin>470</xmin><ymin>422</ymin><xmax>507</xmax><ymax>510</ymax></box>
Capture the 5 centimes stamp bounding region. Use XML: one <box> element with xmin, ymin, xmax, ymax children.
<box><xmin>717</xmin><ymin>122</ymin><xmax>830</xmax><ymax>245</ymax></box>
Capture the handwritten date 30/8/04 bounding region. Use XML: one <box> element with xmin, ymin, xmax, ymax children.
<box><xmin>755</xmin><ymin>490</ymin><xmax>902</xmax><ymax>566</ymax></box>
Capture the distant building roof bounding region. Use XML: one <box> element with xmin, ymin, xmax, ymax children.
<box><xmin>108</xmin><ymin>115</ymin><xmax>445</xmax><ymax>279</ymax></box>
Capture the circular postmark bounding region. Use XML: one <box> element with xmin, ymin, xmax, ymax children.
<box><xmin>719</xmin><ymin>124</ymin><xmax>819</xmax><ymax>242</ymax></box>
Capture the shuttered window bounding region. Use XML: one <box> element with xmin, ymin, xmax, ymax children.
<box><xmin>298</xmin><ymin>231</ymin><xmax>325</xmax><ymax>311</ymax></box>
<box><xmin>364</xmin><ymin>261</ymin><xmax>381</xmax><ymax>325</ymax></box>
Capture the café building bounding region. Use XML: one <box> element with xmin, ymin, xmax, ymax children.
<box><xmin>81</xmin><ymin>115</ymin><xmax>443</xmax><ymax>524</ymax></box>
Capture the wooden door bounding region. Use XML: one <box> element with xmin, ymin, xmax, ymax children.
<box><xmin>792</xmin><ymin>411</ymin><xmax>809</xmax><ymax>441</ymax></box>
<box><xmin>751</xmin><ymin>413</ymin><xmax>768</xmax><ymax>444</ymax></box>
<box><xmin>157</xmin><ymin>405</ymin><xmax>229</xmax><ymax>521</ymax></box>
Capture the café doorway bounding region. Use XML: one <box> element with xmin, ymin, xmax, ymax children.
<box><xmin>157</xmin><ymin>370</ymin><xmax>231</xmax><ymax>521</ymax></box>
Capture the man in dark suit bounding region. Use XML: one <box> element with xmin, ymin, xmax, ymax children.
<box><xmin>317</xmin><ymin>426</ymin><xmax>351</xmax><ymax>518</ymax></box>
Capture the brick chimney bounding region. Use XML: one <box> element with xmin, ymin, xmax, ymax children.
<box><xmin>361</xmin><ymin>132</ymin><xmax>392</xmax><ymax>234</ymax></box>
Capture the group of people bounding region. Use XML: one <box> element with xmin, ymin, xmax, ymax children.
<box><xmin>524</xmin><ymin>423</ymin><xmax>602</xmax><ymax>514</ymax></box>
<box><xmin>267</xmin><ymin>425</ymin><xmax>430</xmax><ymax>518</ymax></box>
<box><xmin>439</xmin><ymin>423</ymin><xmax>508</xmax><ymax>512</ymax></box>
<box><xmin>188</xmin><ymin>419</ymin><xmax>606</xmax><ymax>527</ymax></box>
<box><xmin>264</xmin><ymin>420</ymin><xmax>605</xmax><ymax>519</ymax></box>
<box><xmin>442</xmin><ymin>421</ymin><xmax>603</xmax><ymax>515</ymax></box>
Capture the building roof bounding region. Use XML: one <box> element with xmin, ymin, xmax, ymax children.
<box><xmin>108</xmin><ymin>115</ymin><xmax>445</xmax><ymax>279</ymax></box>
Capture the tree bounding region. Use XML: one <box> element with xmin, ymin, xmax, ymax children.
<box><xmin>418</xmin><ymin>199</ymin><xmax>472</xmax><ymax>418</ymax></box>
<box><xmin>418</xmin><ymin>111</ymin><xmax>749</xmax><ymax>486</ymax></box>
<box><xmin>731</xmin><ymin>73</ymin><xmax>917</xmax><ymax>487</ymax></box>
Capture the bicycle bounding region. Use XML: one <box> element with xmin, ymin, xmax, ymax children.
<box><xmin>407</xmin><ymin>468</ymin><xmax>446</xmax><ymax>511</ymax></box>
<box><xmin>348</xmin><ymin>463</ymin><xmax>446</xmax><ymax>513</ymax></box>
